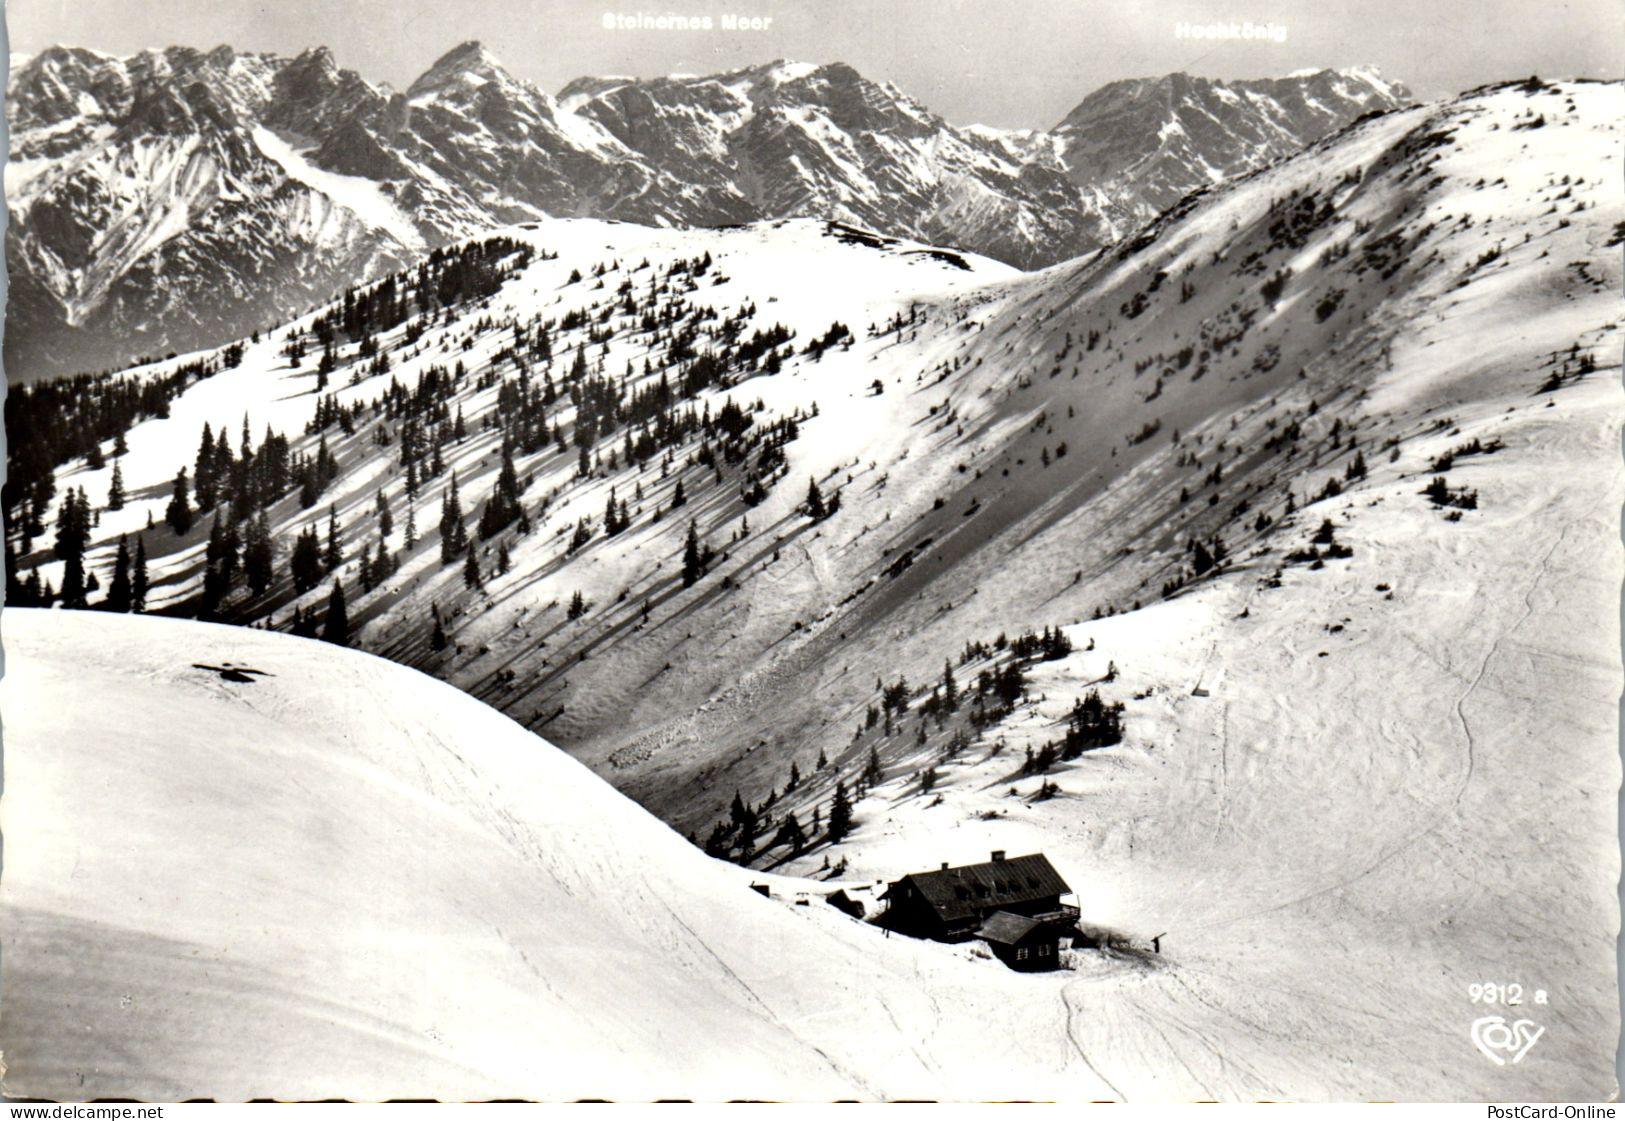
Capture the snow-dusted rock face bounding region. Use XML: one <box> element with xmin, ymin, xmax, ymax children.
<box><xmin>5</xmin><ymin>45</ymin><xmax>420</xmax><ymax>382</ymax></box>
<box><xmin>5</xmin><ymin>44</ymin><xmax>1409</xmax><ymax>381</ymax></box>
<box><xmin>1049</xmin><ymin>68</ymin><xmax>1412</xmax><ymax>219</ymax></box>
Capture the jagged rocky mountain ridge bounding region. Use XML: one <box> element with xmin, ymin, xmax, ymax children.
<box><xmin>4</xmin><ymin>41</ymin><xmax>1410</xmax><ymax>379</ymax></box>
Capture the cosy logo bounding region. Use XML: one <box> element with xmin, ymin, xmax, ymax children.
<box><xmin>1471</xmin><ymin>1016</ymin><xmax>1545</xmax><ymax>1065</ymax></box>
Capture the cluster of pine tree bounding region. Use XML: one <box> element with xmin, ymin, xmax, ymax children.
<box><xmin>476</xmin><ymin>443</ymin><xmax>526</xmax><ymax>539</ymax></box>
<box><xmin>1007</xmin><ymin>625</ymin><xmax>1073</xmax><ymax>661</ymax></box>
<box><xmin>187</xmin><ymin>420</ymin><xmax>303</xmax><ymax>519</ymax></box>
<box><xmin>1023</xmin><ymin>689</ymin><xmax>1127</xmax><ymax>775</ymax></box>
<box><xmin>309</xmin><ymin>237</ymin><xmax>537</xmax><ymax>357</ymax></box>
<box><xmin>440</xmin><ymin>473</ymin><xmax>470</xmax><ymax>563</ymax></box>
<box><xmin>51</xmin><ymin>486</ymin><xmax>95</xmax><ymax>608</ymax></box>
<box><xmin>286</xmin><ymin>580</ymin><xmax>350</xmax><ymax>646</ymax></box>
<box><xmin>4</xmin><ymin>358</ymin><xmax>205</xmax><ymax>550</ymax></box>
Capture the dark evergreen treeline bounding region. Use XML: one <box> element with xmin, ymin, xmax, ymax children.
<box><xmin>4</xmin><ymin>360</ymin><xmax>202</xmax><ymax>549</ymax></box>
<box><xmin>310</xmin><ymin>236</ymin><xmax>539</xmax><ymax>356</ymax></box>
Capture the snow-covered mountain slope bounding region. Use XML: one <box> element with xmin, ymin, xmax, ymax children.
<box><xmin>5</xmin><ymin>42</ymin><xmax>1409</xmax><ymax>380</ymax></box>
<box><xmin>12</xmin><ymin>77</ymin><xmax>1620</xmax><ymax>848</ymax></box>
<box><xmin>0</xmin><ymin>607</ymin><xmax>1127</xmax><ymax>1101</ymax></box>
<box><xmin>5</xmin><ymin>75</ymin><xmax>1620</xmax><ymax>1101</ymax></box>
<box><xmin>750</xmin><ymin>75</ymin><xmax>1624</xmax><ymax>1099</ymax></box>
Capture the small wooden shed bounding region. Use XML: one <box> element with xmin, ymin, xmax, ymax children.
<box><xmin>977</xmin><ymin>911</ymin><xmax>1061</xmax><ymax>972</ymax></box>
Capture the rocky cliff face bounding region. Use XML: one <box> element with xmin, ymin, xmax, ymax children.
<box><xmin>1048</xmin><ymin>68</ymin><xmax>1413</xmax><ymax>216</ymax></box>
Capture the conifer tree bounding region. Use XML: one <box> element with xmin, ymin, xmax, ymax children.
<box><xmin>681</xmin><ymin>520</ymin><xmax>704</xmax><ymax>587</ymax></box>
<box><xmin>827</xmin><ymin>781</ymin><xmax>853</xmax><ymax>843</ymax></box>
<box><xmin>377</xmin><ymin>489</ymin><xmax>393</xmax><ymax>538</ymax></box>
<box><xmin>194</xmin><ymin>423</ymin><xmax>217</xmax><ymax>510</ymax></box>
<box><xmin>324</xmin><ymin>506</ymin><xmax>344</xmax><ymax>572</ymax></box>
<box><xmin>244</xmin><ymin>512</ymin><xmax>274</xmax><ymax>595</ymax></box>
<box><xmin>430</xmin><ymin>606</ymin><xmax>448</xmax><ymax>651</ymax></box>
<box><xmin>806</xmin><ymin>476</ymin><xmax>826</xmax><ymax>520</ymax></box>
<box><xmin>440</xmin><ymin>473</ymin><xmax>468</xmax><ymax>563</ymax></box>
<box><xmin>132</xmin><ymin>536</ymin><xmax>149</xmax><ymax>612</ymax></box>
<box><xmin>463</xmin><ymin>546</ymin><xmax>483</xmax><ymax>590</ymax></box>
<box><xmin>1192</xmin><ymin>538</ymin><xmax>1216</xmax><ymax>577</ymax></box>
<box><xmin>166</xmin><ymin>468</ymin><xmax>194</xmax><ymax>535</ymax></box>
<box><xmin>200</xmin><ymin>512</ymin><xmax>240</xmax><ymax>615</ymax></box>
<box><xmin>106</xmin><ymin>535</ymin><xmax>133</xmax><ymax>613</ymax></box>
<box><xmin>55</xmin><ymin>488</ymin><xmax>91</xmax><ymax>608</ymax></box>
<box><xmin>863</xmin><ymin>745</ymin><xmax>883</xmax><ymax>787</ymax></box>
<box><xmin>776</xmin><ymin>812</ymin><xmax>807</xmax><ymax>854</ymax></box>
<box><xmin>322</xmin><ymin>580</ymin><xmax>350</xmax><ymax>646</ymax></box>
<box><xmin>290</xmin><ymin>526</ymin><xmax>323</xmax><ymax>593</ymax></box>
<box><xmin>108</xmin><ymin>461</ymin><xmax>125</xmax><ymax>511</ymax></box>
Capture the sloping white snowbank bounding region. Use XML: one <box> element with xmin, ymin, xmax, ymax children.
<box><xmin>0</xmin><ymin>609</ymin><xmax>1119</xmax><ymax>1102</ymax></box>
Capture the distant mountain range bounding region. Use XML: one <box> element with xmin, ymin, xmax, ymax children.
<box><xmin>3</xmin><ymin>42</ymin><xmax>1410</xmax><ymax>379</ymax></box>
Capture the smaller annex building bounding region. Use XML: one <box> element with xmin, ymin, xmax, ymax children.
<box><xmin>975</xmin><ymin>910</ymin><xmax>1060</xmax><ymax>972</ymax></box>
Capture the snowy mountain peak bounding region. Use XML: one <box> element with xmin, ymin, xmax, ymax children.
<box><xmin>407</xmin><ymin>40</ymin><xmax>522</xmax><ymax>100</ymax></box>
<box><xmin>288</xmin><ymin>44</ymin><xmax>339</xmax><ymax>76</ymax></box>
<box><xmin>1048</xmin><ymin>67</ymin><xmax>1413</xmax><ymax>216</ymax></box>
<box><xmin>754</xmin><ymin>58</ymin><xmax>822</xmax><ymax>84</ymax></box>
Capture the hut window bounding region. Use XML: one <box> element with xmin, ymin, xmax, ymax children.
<box><xmin>1016</xmin><ymin>948</ymin><xmax>1030</xmax><ymax>961</ymax></box>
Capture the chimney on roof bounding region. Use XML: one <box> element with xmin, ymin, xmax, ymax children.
<box><xmin>991</xmin><ymin>850</ymin><xmax>1006</xmax><ymax>862</ymax></box>
<box><xmin>941</xmin><ymin>862</ymin><xmax>949</xmax><ymax>870</ymax></box>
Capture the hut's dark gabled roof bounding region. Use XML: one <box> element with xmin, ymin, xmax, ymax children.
<box><xmin>978</xmin><ymin>910</ymin><xmax>1043</xmax><ymax>945</ymax></box>
<box><xmin>894</xmin><ymin>853</ymin><xmax>1069</xmax><ymax>923</ymax></box>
